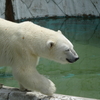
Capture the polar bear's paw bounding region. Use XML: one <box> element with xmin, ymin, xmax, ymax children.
<box><xmin>38</xmin><ymin>79</ymin><xmax>56</xmax><ymax>96</ymax></box>
<box><xmin>47</xmin><ymin>79</ymin><xmax>56</xmax><ymax>96</ymax></box>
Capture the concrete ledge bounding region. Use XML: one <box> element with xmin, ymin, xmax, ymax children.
<box><xmin>0</xmin><ymin>85</ymin><xmax>98</xmax><ymax>100</ymax></box>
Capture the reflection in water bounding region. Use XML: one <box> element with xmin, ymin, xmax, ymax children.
<box><xmin>0</xmin><ymin>18</ymin><xmax>100</xmax><ymax>99</ymax></box>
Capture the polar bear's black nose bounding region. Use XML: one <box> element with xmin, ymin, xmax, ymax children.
<box><xmin>75</xmin><ymin>57</ymin><xmax>79</xmax><ymax>61</ymax></box>
<box><xmin>66</xmin><ymin>57</ymin><xmax>79</xmax><ymax>63</ymax></box>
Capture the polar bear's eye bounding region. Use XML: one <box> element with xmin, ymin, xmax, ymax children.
<box><xmin>66</xmin><ymin>49</ymin><xmax>69</xmax><ymax>51</ymax></box>
<box><xmin>64</xmin><ymin>49</ymin><xmax>70</xmax><ymax>53</ymax></box>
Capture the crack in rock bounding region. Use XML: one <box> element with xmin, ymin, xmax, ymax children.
<box><xmin>21</xmin><ymin>0</ymin><xmax>33</xmax><ymax>8</ymax></box>
<box><xmin>7</xmin><ymin>92</ymin><xmax>11</xmax><ymax>100</ymax></box>
<box><xmin>90</xmin><ymin>0</ymin><xmax>100</xmax><ymax>16</ymax></box>
<box><xmin>52</xmin><ymin>0</ymin><xmax>67</xmax><ymax>16</ymax></box>
<box><xmin>20</xmin><ymin>0</ymin><xmax>33</xmax><ymax>17</ymax></box>
<box><xmin>46</xmin><ymin>0</ymin><xmax>50</xmax><ymax>3</ymax></box>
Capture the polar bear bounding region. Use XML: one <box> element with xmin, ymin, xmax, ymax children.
<box><xmin>0</xmin><ymin>18</ymin><xmax>79</xmax><ymax>95</ymax></box>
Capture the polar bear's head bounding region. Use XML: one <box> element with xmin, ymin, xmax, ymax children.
<box><xmin>44</xmin><ymin>30</ymin><xmax>79</xmax><ymax>64</ymax></box>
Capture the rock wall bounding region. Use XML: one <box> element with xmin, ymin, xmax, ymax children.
<box><xmin>0</xmin><ymin>0</ymin><xmax>100</xmax><ymax>20</ymax></box>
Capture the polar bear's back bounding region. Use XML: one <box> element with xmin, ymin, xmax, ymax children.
<box><xmin>0</xmin><ymin>18</ymin><xmax>17</xmax><ymax>26</ymax></box>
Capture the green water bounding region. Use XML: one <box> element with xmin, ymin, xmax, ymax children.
<box><xmin>0</xmin><ymin>18</ymin><xmax>100</xmax><ymax>99</ymax></box>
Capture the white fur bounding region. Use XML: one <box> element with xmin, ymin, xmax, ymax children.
<box><xmin>0</xmin><ymin>18</ymin><xmax>79</xmax><ymax>95</ymax></box>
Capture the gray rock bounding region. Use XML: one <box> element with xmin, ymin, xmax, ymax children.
<box><xmin>0</xmin><ymin>85</ymin><xmax>98</xmax><ymax>100</ymax></box>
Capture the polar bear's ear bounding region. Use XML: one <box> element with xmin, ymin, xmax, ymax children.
<box><xmin>57</xmin><ymin>30</ymin><xmax>62</xmax><ymax>34</ymax></box>
<box><xmin>47</xmin><ymin>40</ymin><xmax>55</xmax><ymax>49</ymax></box>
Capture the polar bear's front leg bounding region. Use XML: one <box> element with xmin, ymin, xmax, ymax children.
<box><xmin>12</xmin><ymin>66</ymin><xmax>56</xmax><ymax>96</ymax></box>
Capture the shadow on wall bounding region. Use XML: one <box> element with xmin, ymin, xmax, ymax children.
<box><xmin>5</xmin><ymin>0</ymin><xmax>15</xmax><ymax>21</ymax></box>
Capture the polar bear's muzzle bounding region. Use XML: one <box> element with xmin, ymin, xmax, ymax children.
<box><xmin>66</xmin><ymin>49</ymin><xmax>79</xmax><ymax>63</ymax></box>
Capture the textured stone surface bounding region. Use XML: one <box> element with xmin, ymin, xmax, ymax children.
<box><xmin>0</xmin><ymin>0</ymin><xmax>5</xmax><ymax>19</ymax></box>
<box><xmin>12</xmin><ymin>0</ymin><xmax>100</xmax><ymax>19</ymax></box>
<box><xmin>0</xmin><ymin>86</ymin><xmax>98</xmax><ymax>100</ymax></box>
<box><xmin>0</xmin><ymin>0</ymin><xmax>100</xmax><ymax>19</ymax></box>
